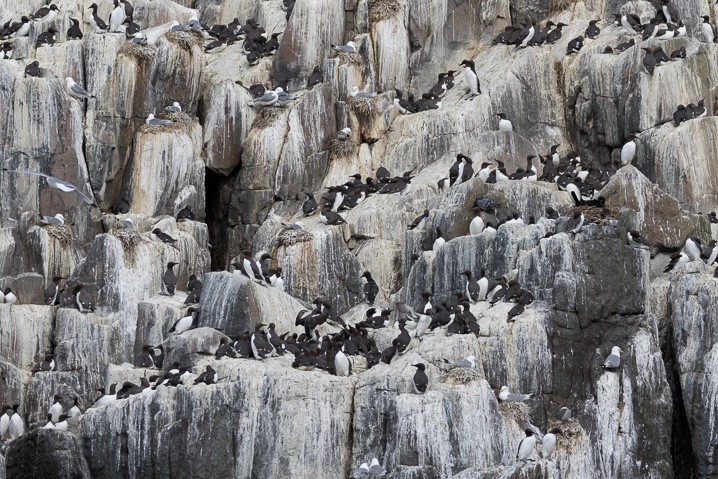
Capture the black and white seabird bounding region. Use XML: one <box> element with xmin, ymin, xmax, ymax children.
<box><xmin>566</xmin><ymin>36</ymin><xmax>583</xmax><ymax>54</ymax></box>
<box><xmin>109</xmin><ymin>0</ymin><xmax>127</xmax><ymax>33</ymax></box>
<box><xmin>88</xmin><ymin>3</ymin><xmax>108</xmax><ymax>32</ymax></box>
<box><xmin>300</xmin><ymin>192</ymin><xmax>318</xmax><ymax>216</ymax></box>
<box><xmin>565</xmin><ymin>209</ymin><xmax>584</xmax><ymax>234</ymax></box>
<box><xmin>162</xmin><ymin>261</ymin><xmax>179</xmax><ymax>295</ymax></box>
<box><xmin>602</xmin><ymin>346</ymin><xmax>622</xmax><ymax>369</ymax></box>
<box><xmin>36</xmin><ymin>28</ymin><xmax>58</xmax><ymax>47</ymax></box>
<box><xmin>702</xmin><ymin>16</ymin><xmax>716</xmax><ymax>43</ymax></box>
<box><xmin>9</xmin><ymin>405</ymin><xmax>23</xmax><ymax>439</ymax></box>
<box><xmin>642</xmin><ymin>48</ymin><xmax>656</xmax><ymax>74</ymax></box>
<box><xmin>542</xmin><ymin>428</ymin><xmax>560</xmax><ymax>458</ymax></box>
<box><xmin>412</xmin><ymin>363</ymin><xmax>428</xmax><ymax>393</ymax></box>
<box><xmin>546</xmin><ymin>22</ymin><xmax>567</xmax><ymax>43</ymax></box>
<box><xmin>65</xmin><ymin>77</ymin><xmax>95</xmax><ymax>99</ymax></box>
<box><xmin>24</xmin><ymin>62</ymin><xmax>41</xmax><ymax>79</ymax></box>
<box><xmin>72</xmin><ymin>284</ymin><xmax>94</xmax><ymax>312</ymax></box>
<box><xmin>497</xmin><ymin>113</ymin><xmax>513</xmax><ymax>132</ymax></box>
<box><xmin>461</xmin><ymin>271</ymin><xmax>481</xmax><ymax>303</ymax></box>
<box><xmin>32</xmin><ymin>4</ymin><xmax>59</xmax><ymax>20</ymax></box>
<box><xmin>152</xmin><ymin>228</ymin><xmax>177</xmax><ymax>245</ymax></box>
<box><xmin>146</xmin><ymin>114</ymin><xmax>172</xmax><ymax>126</ymax></box>
<box><xmin>169</xmin><ymin>307</ymin><xmax>199</xmax><ymax>334</ymax></box>
<box><xmin>165</xmin><ymin>102</ymin><xmax>182</xmax><ymax>113</ymax></box>
<box><xmin>361</xmin><ymin>272</ymin><xmax>378</xmax><ymax>304</ymax></box>
<box><xmin>499</xmin><ymin>385</ymin><xmax>533</xmax><ymax>401</ymax></box>
<box><xmin>459</xmin><ymin>59</ymin><xmax>481</xmax><ymax>97</ymax></box>
<box><xmin>331</xmin><ymin>41</ymin><xmax>357</xmax><ymax>53</ymax></box>
<box><xmin>621</xmin><ymin>134</ymin><xmax>636</xmax><ymax>166</ymax></box>
<box><xmin>44</xmin><ymin>276</ymin><xmax>64</xmax><ymax>305</ymax></box>
<box><xmin>319</xmin><ymin>210</ymin><xmax>347</xmax><ymax>225</ymax></box>
<box><xmin>49</xmin><ymin>394</ymin><xmax>63</xmax><ymax>422</ymax></box>
<box><xmin>661</xmin><ymin>0</ymin><xmax>679</xmax><ymax>24</ymax></box>
<box><xmin>32</xmin><ymin>354</ymin><xmax>55</xmax><ymax>373</ymax></box>
<box><xmin>516</xmin><ymin>430</ymin><xmax>536</xmax><ymax>462</ymax></box>
<box><xmin>408</xmin><ymin>209</ymin><xmax>429</xmax><ymax>230</ymax></box>
<box><xmin>13</xmin><ymin>17</ymin><xmax>32</xmax><ymax>38</ymax></box>
<box><xmin>39</xmin><ymin>213</ymin><xmax>65</xmax><ymax>225</ymax></box>
<box><xmin>336</xmin><ymin>127</ymin><xmax>352</xmax><ymax>141</ymax></box>
<box><xmin>251</xmin><ymin>323</ymin><xmax>276</xmax><ymax>359</ymax></box>
<box><xmin>585</xmin><ymin>19</ymin><xmax>600</xmax><ymax>39</ymax></box>
<box><xmin>3</xmin><ymin>169</ymin><xmax>96</xmax><ymax>206</ymax></box>
<box><xmin>334</xmin><ymin>350</ymin><xmax>351</xmax><ymax>376</ymax></box>
<box><xmin>67</xmin><ymin>18</ymin><xmax>83</xmax><ymax>40</ymax></box>
<box><xmin>193</xmin><ymin>365</ymin><xmax>218</xmax><ymax>385</ymax></box>
<box><xmin>432</xmin><ymin>227</ymin><xmax>445</xmax><ymax>251</ymax></box>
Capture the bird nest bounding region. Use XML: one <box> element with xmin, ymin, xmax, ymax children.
<box><xmin>113</xmin><ymin>229</ymin><xmax>143</xmax><ymax>264</ymax></box>
<box><xmin>138</xmin><ymin>112</ymin><xmax>193</xmax><ymax>134</ymax></box>
<box><xmin>45</xmin><ymin>226</ymin><xmax>73</xmax><ymax>246</ymax></box>
<box><xmin>349</xmin><ymin>96</ymin><xmax>380</xmax><ymax>125</ymax></box>
<box><xmin>499</xmin><ymin>401</ymin><xmax>531</xmax><ymax>424</ymax></box>
<box><xmin>369</xmin><ymin>0</ymin><xmax>401</xmax><ymax>23</ymax></box>
<box><xmin>578</xmin><ymin>205</ymin><xmax>617</xmax><ymax>225</ymax></box>
<box><xmin>276</xmin><ymin>229</ymin><xmax>314</xmax><ymax>247</ymax></box>
<box><xmin>252</xmin><ymin>107</ymin><xmax>285</xmax><ymax>130</ymax></box>
<box><xmin>118</xmin><ymin>42</ymin><xmax>156</xmax><ymax>62</ymax></box>
<box><xmin>550</xmin><ymin>419</ymin><xmax>584</xmax><ymax>449</ymax></box>
<box><xmin>328</xmin><ymin>137</ymin><xmax>356</xmax><ymax>158</ymax></box>
<box><xmin>335</xmin><ymin>52</ymin><xmax>364</xmax><ymax>67</ymax></box>
<box><xmin>442</xmin><ymin>368</ymin><xmax>482</xmax><ymax>385</ymax></box>
<box><xmin>165</xmin><ymin>31</ymin><xmax>204</xmax><ymax>50</ymax></box>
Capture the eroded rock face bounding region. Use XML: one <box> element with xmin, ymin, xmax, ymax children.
<box><xmin>6</xmin><ymin>428</ymin><xmax>90</xmax><ymax>479</ymax></box>
<box><xmin>3</xmin><ymin>0</ymin><xmax>718</xmax><ymax>477</ymax></box>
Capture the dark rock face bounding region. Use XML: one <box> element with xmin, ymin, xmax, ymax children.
<box><xmin>6</xmin><ymin>429</ymin><xmax>90</xmax><ymax>479</ymax></box>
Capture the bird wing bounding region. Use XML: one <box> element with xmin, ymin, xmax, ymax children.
<box><xmin>506</xmin><ymin>392</ymin><xmax>531</xmax><ymax>401</ymax></box>
<box><xmin>3</xmin><ymin>169</ymin><xmax>51</xmax><ymax>180</ymax></box>
<box><xmin>71</xmin><ymin>83</ymin><xmax>92</xmax><ymax>96</ymax></box>
<box><xmin>603</xmin><ymin>353</ymin><xmax>620</xmax><ymax>368</ymax></box>
<box><xmin>253</xmin><ymin>91</ymin><xmax>277</xmax><ymax>103</ymax></box>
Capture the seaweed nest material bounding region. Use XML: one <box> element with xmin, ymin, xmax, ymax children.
<box><xmin>498</xmin><ymin>401</ymin><xmax>531</xmax><ymax>424</ymax></box>
<box><xmin>251</xmin><ymin>107</ymin><xmax>285</xmax><ymax>129</ymax></box>
<box><xmin>335</xmin><ymin>52</ymin><xmax>364</xmax><ymax>67</ymax></box>
<box><xmin>442</xmin><ymin>367</ymin><xmax>482</xmax><ymax>385</ymax></box>
<box><xmin>45</xmin><ymin>226</ymin><xmax>73</xmax><ymax>246</ymax></box>
<box><xmin>118</xmin><ymin>42</ymin><xmax>156</xmax><ymax>62</ymax></box>
<box><xmin>349</xmin><ymin>96</ymin><xmax>380</xmax><ymax>125</ymax></box>
<box><xmin>276</xmin><ymin>229</ymin><xmax>314</xmax><ymax>247</ymax></box>
<box><xmin>328</xmin><ymin>137</ymin><xmax>356</xmax><ymax>158</ymax></box>
<box><xmin>165</xmin><ymin>30</ymin><xmax>204</xmax><ymax>50</ymax></box>
<box><xmin>369</xmin><ymin>0</ymin><xmax>401</xmax><ymax>23</ymax></box>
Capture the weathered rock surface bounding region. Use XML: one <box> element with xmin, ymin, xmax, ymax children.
<box><xmin>3</xmin><ymin>0</ymin><xmax>718</xmax><ymax>478</ymax></box>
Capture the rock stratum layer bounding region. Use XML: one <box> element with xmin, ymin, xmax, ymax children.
<box><xmin>0</xmin><ymin>0</ymin><xmax>717</xmax><ymax>478</ymax></box>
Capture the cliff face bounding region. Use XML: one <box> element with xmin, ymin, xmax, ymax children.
<box><xmin>1</xmin><ymin>0</ymin><xmax>717</xmax><ymax>478</ymax></box>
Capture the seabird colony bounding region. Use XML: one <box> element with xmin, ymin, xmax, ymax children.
<box><xmin>0</xmin><ymin>0</ymin><xmax>715</xmax><ymax>473</ymax></box>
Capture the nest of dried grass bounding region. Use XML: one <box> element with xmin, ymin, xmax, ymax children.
<box><xmin>328</xmin><ymin>137</ymin><xmax>356</xmax><ymax>158</ymax></box>
<box><xmin>349</xmin><ymin>96</ymin><xmax>380</xmax><ymax>125</ymax></box>
<box><xmin>113</xmin><ymin>229</ymin><xmax>143</xmax><ymax>265</ymax></box>
<box><xmin>335</xmin><ymin>51</ymin><xmax>364</xmax><ymax>66</ymax></box>
<box><xmin>165</xmin><ymin>31</ymin><xmax>204</xmax><ymax>50</ymax></box>
<box><xmin>46</xmin><ymin>226</ymin><xmax>73</xmax><ymax>246</ymax></box>
<box><xmin>578</xmin><ymin>204</ymin><xmax>618</xmax><ymax>225</ymax></box>
<box><xmin>276</xmin><ymin>229</ymin><xmax>314</xmax><ymax>247</ymax></box>
<box><xmin>118</xmin><ymin>42</ymin><xmax>156</xmax><ymax>62</ymax></box>
<box><xmin>369</xmin><ymin>0</ymin><xmax>401</xmax><ymax>23</ymax></box>
<box><xmin>251</xmin><ymin>107</ymin><xmax>285</xmax><ymax>130</ymax></box>
<box><xmin>550</xmin><ymin>419</ymin><xmax>584</xmax><ymax>449</ymax></box>
<box><xmin>138</xmin><ymin>112</ymin><xmax>193</xmax><ymax>134</ymax></box>
<box><xmin>498</xmin><ymin>401</ymin><xmax>531</xmax><ymax>424</ymax></box>
<box><xmin>442</xmin><ymin>367</ymin><xmax>482</xmax><ymax>385</ymax></box>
